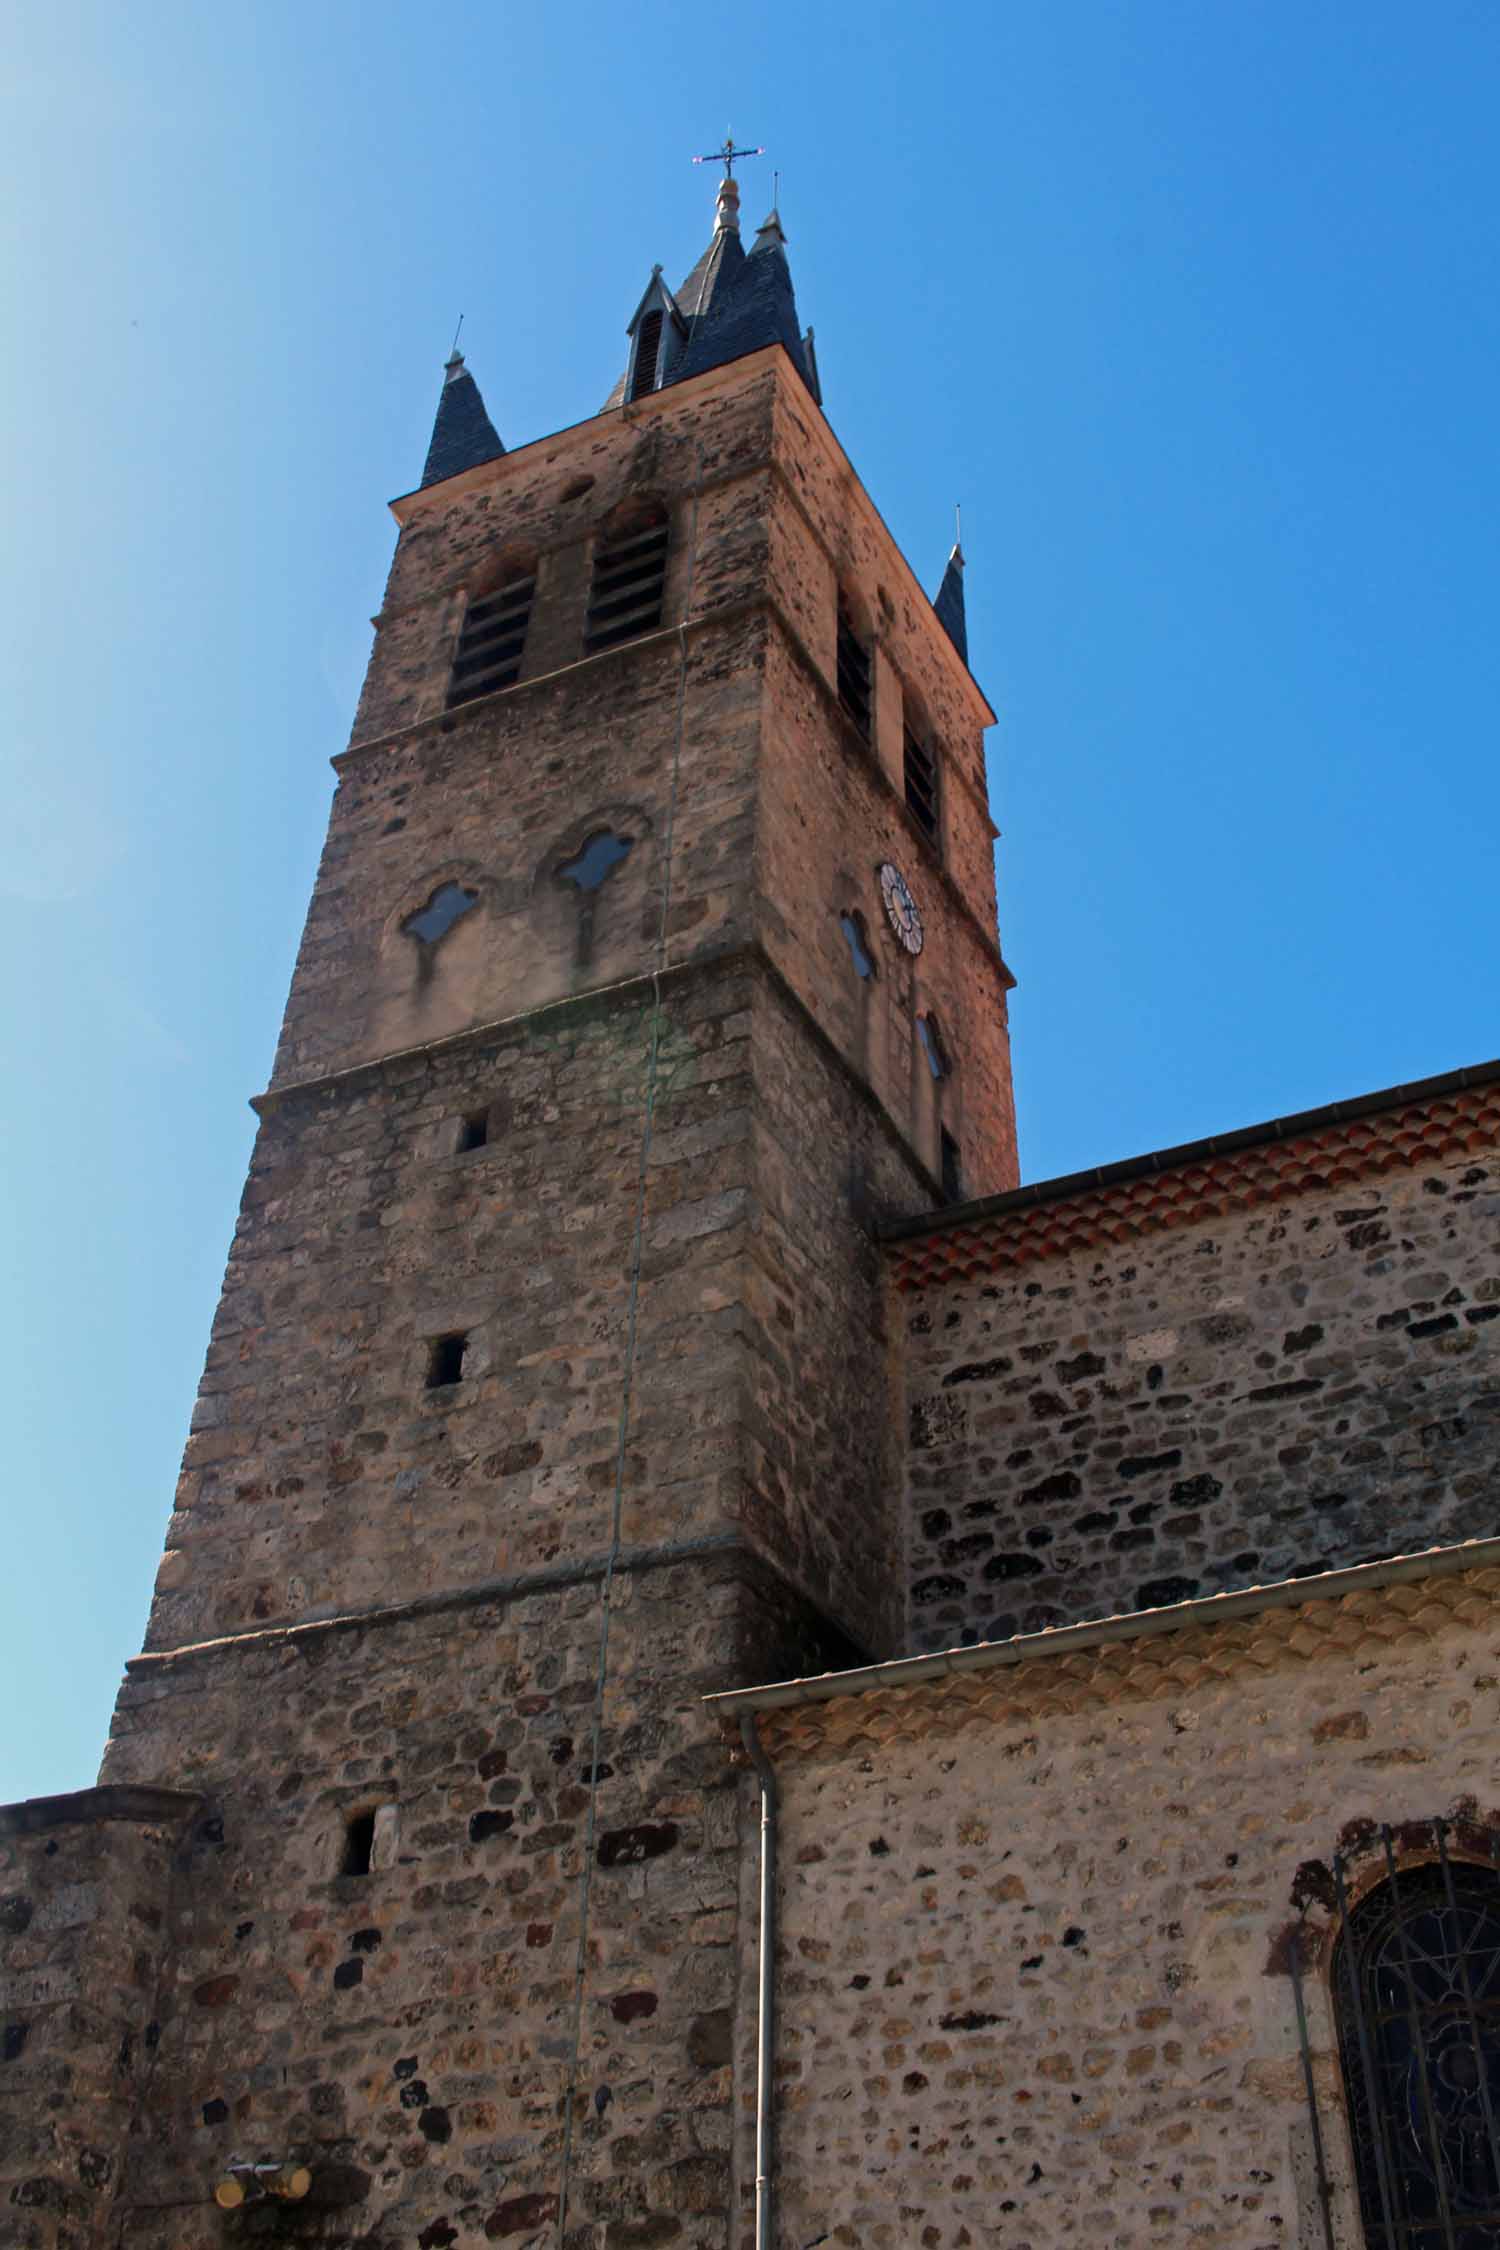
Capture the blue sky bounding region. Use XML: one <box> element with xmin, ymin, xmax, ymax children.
<box><xmin>2</xmin><ymin>0</ymin><xmax>1496</xmax><ymax>1800</ymax></box>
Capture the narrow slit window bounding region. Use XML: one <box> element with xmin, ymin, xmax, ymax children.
<box><xmin>840</xmin><ymin>910</ymin><xmax>876</xmax><ymax>981</ymax></box>
<box><xmin>458</xmin><ymin>1111</ymin><xmax>489</xmax><ymax>1153</ymax></box>
<box><xmin>341</xmin><ymin>1811</ymin><xmax>375</xmax><ymax>1878</ymax></box>
<box><xmin>837</xmin><ymin>600</ymin><xmax>872</xmax><ymax>741</ymax></box>
<box><xmin>917</xmin><ymin>1013</ymin><xmax>950</xmax><ymax>1081</ymax></box>
<box><xmin>446</xmin><ymin>564</ymin><xmax>535</xmax><ymax>709</ymax></box>
<box><xmin>426</xmin><ymin>1332</ymin><xmax>468</xmax><ymax>1389</ymax></box>
<box><xmin>585</xmin><ymin>507</ymin><xmax>670</xmax><ymax>654</ymax></box>
<box><xmin>629</xmin><ymin>309</ymin><xmax>665</xmax><ymax>403</ymax></box>
<box><xmin>941</xmin><ymin>1129</ymin><xmax>963</xmax><ymax>1205</ymax></box>
<box><xmin>904</xmin><ymin>728</ymin><xmax>940</xmax><ymax>845</ymax></box>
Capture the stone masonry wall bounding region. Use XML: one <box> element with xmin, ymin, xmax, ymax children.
<box><xmin>353</xmin><ymin>363</ymin><xmax>782</xmax><ymax>753</ymax></box>
<box><xmin>149</xmin><ymin>962</ymin><xmax>758</xmax><ymax>1652</ymax></box>
<box><xmin>275</xmin><ymin>609</ymin><xmax>764</xmax><ymax>1091</ymax></box>
<box><xmin>761</xmin><ymin>1575</ymin><xmax>1500</xmax><ymax>2250</ymax></box>
<box><xmin>902</xmin><ymin>1136</ymin><xmax>1500</xmax><ymax>1653</ymax></box>
<box><xmin>98</xmin><ymin>1553</ymin><xmax>833</xmax><ymax>2250</ymax></box>
<box><xmin>755</xmin><ymin>619</ymin><xmax>1017</xmax><ymax>1203</ymax></box>
<box><xmin>0</xmin><ymin>1793</ymin><xmax>195</xmax><ymax>2249</ymax></box>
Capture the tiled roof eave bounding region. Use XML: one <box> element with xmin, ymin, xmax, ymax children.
<box><xmin>706</xmin><ymin>1539</ymin><xmax>1500</xmax><ymax>1758</ymax></box>
<box><xmin>885</xmin><ymin>1060</ymin><xmax>1500</xmax><ymax>1289</ymax></box>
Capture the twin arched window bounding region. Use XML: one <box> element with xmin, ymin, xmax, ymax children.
<box><xmin>1333</xmin><ymin>1847</ymin><xmax>1500</xmax><ymax>2247</ymax></box>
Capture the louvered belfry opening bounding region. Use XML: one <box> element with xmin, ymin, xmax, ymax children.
<box><xmin>837</xmin><ymin>600</ymin><xmax>872</xmax><ymax>740</ymax></box>
<box><xmin>446</xmin><ymin>563</ymin><xmax>536</xmax><ymax>708</ymax></box>
<box><xmin>585</xmin><ymin>504</ymin><xmax>670</xmax><ymax>654</ymax></box>
<box><xmin>629</xmin><ymin>309</ymin><xmax>666</xmax><ymax>403</ymax></box>
<box><xmin>904</xmin><ymin>727</ymin><xmax>940</xmax><ymax>844</ymax></box>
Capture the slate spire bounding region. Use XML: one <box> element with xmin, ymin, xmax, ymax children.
<box><xmin>933</xmin><ymin>541</ymin><xmax>968</xmax><ymax>664</ymax></box>
<box><xmin>420</xmin><ymin>351</ymin><xmax>505</xmax><ymax>490</ymax></box>
<box><xmin>606</xmin><ymin>176</ymin><xmax>818</xmax><ymax>407</ymax></box>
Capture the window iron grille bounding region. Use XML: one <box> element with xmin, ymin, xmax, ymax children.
<box><xmin>585</xmin><ymin>510</ymin><xmax>670</xmax><ymax>653</ymax></box>
<box><xmin>446</xmin><ymin>567</ymin><xmax>535</xmax><ymax>708</ymax></box>
<box><xmin>1296</xmin><ymin>1821</ymin><xmax>1500</xmax><ymax>2250</ymax></box>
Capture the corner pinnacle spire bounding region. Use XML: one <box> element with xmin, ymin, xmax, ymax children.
<box><xmin>419</xmin><ymin>343</ymin><xmax>505</xmax><ymax>490</ymax></box>
<box><xmin>933</xmin><ymin>525</ymin><xmax>968</xmax><ymax>664</ymax></box>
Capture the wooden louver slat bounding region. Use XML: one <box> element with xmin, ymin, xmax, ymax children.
<box><xmin>837</xmin><ymin>604</ymin><xmax>871</xmax><ymax>740</ymax></box>
<box><xmin>629</xmin><ymin>309</ymin><xmax>665</xmax><ymax>403</ymax></box>
<box><xmin>903</xmin><ymin>728</ymin><xmax>940</xmax><ymax>844</ymax></box>
<box><xmin>446</xmin><ymin>570</ymin><xmax>535</xmax><ymax>708</ymax></box>
<box><xmin>584</xmin><ymin>512</ymin><xmax>669</xmax><ymax>654</ymax></box>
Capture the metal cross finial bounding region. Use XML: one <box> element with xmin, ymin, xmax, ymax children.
<box><xmin>691</xmin><ymin>133</ymin><xmax>766</xmax><ymax>180</ymax></box>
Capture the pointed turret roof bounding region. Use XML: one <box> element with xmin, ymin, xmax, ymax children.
<box><xmin>420</xmin><ymin>352</ymin><xmax>505</xmax><ymax>490</ymax></box>
<box><xmin>933</xmin><ymin>543</ymin><xmax>967</xmax><ymax>664</ymax></box>
<box><xmin>607</xmin><ymin>176</ymin><xmax>819</xmax><ymax>407</ymax></box>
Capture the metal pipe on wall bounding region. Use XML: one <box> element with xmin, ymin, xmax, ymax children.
<box><xmin>739</xmin><ymin>1711</ymin><xmax>780</xmax><ymax>2250</ymax></box>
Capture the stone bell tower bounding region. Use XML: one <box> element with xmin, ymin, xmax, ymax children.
<box><xmin>1</xmin><ymin>164</ymin><xmax>1016</xmax><ymax>2248</ymax></box>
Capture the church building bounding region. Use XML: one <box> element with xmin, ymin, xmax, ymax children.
<box><xmin>3</xmin><ymin>160</ymin><xmax>1499</xmax><ymax>2250</ymax></box>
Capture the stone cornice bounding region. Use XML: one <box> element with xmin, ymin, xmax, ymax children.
<box><xmin>329</xmin><ymin>593</ymin><xmax>1013</xmax><ymax>997</ymax></box>
<box><xmin>0</xmin><ymin>1784</ymin><xmax>203</xmax><ymax>1835</ymax></box>
<box><xmin>250</xmin><ymin>942</ymin><xmax>947</xmax><ymax>1213</ymax></box>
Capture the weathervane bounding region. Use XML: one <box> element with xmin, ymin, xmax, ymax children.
<box><xmin>691</xmin><ymin>133</ymin><xmax>766</xmax><ymax>180</ymax></box>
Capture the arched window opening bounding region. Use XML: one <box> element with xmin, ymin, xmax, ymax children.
<box><xmin>1334</xmin><ymin>1849</ymin><xmax>1500</xmax><ymax>2248</ymax></box>
<box><xmin>903</xmin><ymin>726</ymin><xmax>940</xmax><ymax>847</ymax></box>
<box><xmin>629</xmin><ymin>308</ymin><xmax>666</xmax><ymax>403</ymax></box>
<box><xmin>917</xmin><ymin>1012</ymin><xmax>951</xmax><ymax>1081</ymax></box>
<box><xmin>585</xmin><ymin>505</ymin><xmax>670</xmax><ymax>654</ymax></box>
<box><xmin>557</xmin><ymin>830</ymin><xmax>634</xmax><ymax>893</ymax></box>
<box><xmin>840</xmin><ymin>910</ymin><xmax>876</xmax><ymax>981</ymax></box>
<box><xmin>837</xmin><ymin>597</ymin><xmax>871</xmax><ymax>741</ymax></box>
<box><xmin>447</xmin><ymin>561</ymin><xmax>535</xmax><ymax>708</ymax></box>
<box><xmin>403</xmin><ymin>882</ymin><xmax>478</xmax><ymax>947</ymax></box>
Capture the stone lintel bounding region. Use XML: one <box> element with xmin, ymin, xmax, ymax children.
<box><xmin>0</xmin><ymin>1783</ymin><xmax>203</xmax><ymax>1836</ymax></box>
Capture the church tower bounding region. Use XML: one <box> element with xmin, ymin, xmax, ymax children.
<box><xmin>0</xmin><ymin>165</ymin><xmax>1016</xmax><ymax>2247</ymax></box>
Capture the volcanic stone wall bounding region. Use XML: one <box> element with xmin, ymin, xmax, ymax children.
<box><xmin>94</xmin><ymin>1552</ymin><xmax>832</xmax><ymax>2250</ymax></box>
<box><xmin>901</xmin><ymin>1135</ymin><xmax>1500</xmax><ymax>1652</ymax></box>
<box><xmin>0</xmin><ymin>1790</ymin><xmax>196</xmax><ymax>2250</ymax></box>
<box><xmin>761</xmin><ymin>1564</ymin><xmax>1500</xmax><ymax>2250</ymax></box>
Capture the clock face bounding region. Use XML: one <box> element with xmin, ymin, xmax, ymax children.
<box><xmin>878</xmin><ymin>861</ymin><xmax>924</xmax><ymax>955</ymax></box>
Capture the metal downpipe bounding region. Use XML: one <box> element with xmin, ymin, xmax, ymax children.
<box><xmin>739</xmin><ymin>1711</ymin><xmax>779</xmax><ymax>2250</ymax></box>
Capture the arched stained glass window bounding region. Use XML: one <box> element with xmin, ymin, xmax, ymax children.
<box><xmin>1335</xmin><ymin>1855</ymin><xmax>1500</xmax><ymax>2249</ymax></box>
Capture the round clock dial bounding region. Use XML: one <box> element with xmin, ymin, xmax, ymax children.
<box><xmin>878</xmin><ymin>861</ymin><xmax>924</xmax><ymax>955</ymax></box>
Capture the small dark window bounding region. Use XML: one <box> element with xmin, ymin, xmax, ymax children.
<box><xmin>426</xmin><ymin>1333</ymin><xmax>468</xmax><ymax>1389</ymax></box>
<box><xmin>446</xmin><ymin>564</ymin><xmax>535</xmax><ymax>708</ymax></box>
<box><xmin>458</xmin><ymin>1111</ymin><xmax>488</xmax><ymax>1153</ymax></box>
<box><xmin>917</xmin><ymin>1013</ymin><xmax>950</xmax><ymax>1081</ymax></box>
<box><xmin>629</xmin><ymin>309</ymin><xmax>666</xmax><ymax>403</ymax></box>
<box><xmin>341</xmin><ymin>1811</ymin><xmax>375</xmax><ymax>1877</ymax></box>
<box><xmin>585</xmin><ymin>506</ymin><xmax>670</xmax><ymax>654</ymax></box>
<box><xmin>403</xmin><ymin>882</ymin><xmax>478</xmax><ymax>946</ymax></box>
<box><xmin>557</xmin><ymin>831</ymin><xmax>634</xmax><ymax>892</ymax></box>
<box><xmin>840</xmin><ymin>910</ymin><xmax>876</xmax><ymax>981</ymax></box>
<box><xmin>837</xmin><ymin>599</ymin><xmax>872</xmax><ymax>741</ymax></box>
<box><xmin>941</xmin><ymin>1129</ymin><xmax>963</xmax><ymax>1205</ymax></box>
<box><xmin>904</xmin><ymin>728</ymin><xmax>940</xmax><ymax>845</ymax></box>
